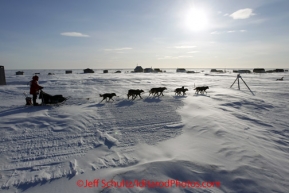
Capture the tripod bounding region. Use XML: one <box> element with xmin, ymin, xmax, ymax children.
<box><xmin>230</xmin><ymin>74</ymin><xmax>253</xmax><ymax>93</ymax></box>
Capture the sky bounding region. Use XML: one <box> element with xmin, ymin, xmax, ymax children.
<box><xmin>1</xmin><ymin>0</ymin><xmax>289</xmax><ymax>69</ymax></box>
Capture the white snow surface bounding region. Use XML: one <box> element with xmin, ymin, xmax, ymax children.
<box><xmin>0</xmin><ymin>69</ymin><xmax>289</xmax><ymax>193</ymax></box>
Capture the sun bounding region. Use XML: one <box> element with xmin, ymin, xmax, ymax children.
<box><xmin>185</xmin><ymin>8</ymin><xmax>209</xmax><ymax>31</ymax></box>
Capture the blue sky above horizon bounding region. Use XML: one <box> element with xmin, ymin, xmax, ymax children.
<box><xmin>1</xmin><ymin>0</ymin><xmax>289</xmax><ymax>69</ymax></box>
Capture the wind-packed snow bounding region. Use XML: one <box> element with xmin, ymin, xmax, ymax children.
<box><xmin>0</xmin><ymin>69</ymin><xmax>289</xmax><ymax>193</ymax></box>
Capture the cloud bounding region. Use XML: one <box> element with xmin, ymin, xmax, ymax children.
<box><xmin>211</xmin><ymin>30</ymin><xmax>247</xmax><ymax>35</ymax></box>
<box><xmin>211</xmin><ymin>31</ymin><xmax>221</xmax><ymax>35</ymax></box>
<box><xmin>187</xmin><ymin>51</ymin><xmax>199</xmax><ymax>54</ymax></box>
<box><xmin>230</xmin><ymin>8</ymin><xmax>255</xmax><ymax>19</ymax></box>
<box><xmin>60</xmin><ymin>32</ymin><xmax>90</xmax><ymax>37</ymax></box>
<box><xmin>157</xmin><ymin>55</ymin><xmax>193</xmax><ymax>60</ymax></box>
<box><xmin>104</xmin><ymin>47</ymin><xmax>133</xmax><ymax>51</ymax></box>
<box><xmin>174</xmin><ymin>46</ymin><xmax>196</xmax><ymax>49</ymax></box>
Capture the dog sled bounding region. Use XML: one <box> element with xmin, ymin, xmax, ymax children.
<box><xmin>24</xmin><ymin>90</ymin><xmax>68</xmax><ymax>106</ymax></box>
<box><xmin>39</xmin><ymin>90</ymin><xmax>68</xmax><ymax>105</ymax></box>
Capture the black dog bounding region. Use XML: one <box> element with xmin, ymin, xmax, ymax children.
<box><xmin>174</xmin><ymin>87</ymin><xmax>188</xmax><ymax>96</ymax></box>
<box><xmin>127</xmin><ymin>89</ymin><xmax>144</xmax><ymax>100</ymax></box>
<box><xmin>99</xmin><ymin>93</ymin><xmax>116</xmax><ymax>102</ymax></box>
<box><xmin>149</xmin><ymin>87</ymin><xmax>167</xmax><ymax>96</ymax></box>
<box><xmin>194</xmin><ymin>86</ymin><xmax>209</xmax><ymax>94</ymax></box>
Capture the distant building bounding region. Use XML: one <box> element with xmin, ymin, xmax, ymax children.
<box><xmin>16</xmin><ymin>71</ymin><xmax>24</xmax><ymax>75</ymax></box>
<box><xmin>134</xmin><ymin>66</ymin><xmax>143</xmax><ymax>72</ymax></box>
<box><xmin>66</xmin><ymin>70</ymin><xmax>72</xmax><ymax>74</ymax></box>
<box><xmin>115</xmin><ymin>70</ymin><xmax>121</xmax><ymax>73</ymax></box>
<box><xmin>48</xmin><ymin>73</ymin><xmax>55</xmax><ymax>75</ymax></box>
<box><xmin>154</xmin><ymin>68</ymin><xmax>162</xmax><ymax>73</ymax></box>
<box><xmin>103</xmin><ymin>70</ymin><xmax>108</xmax><ymax>73</ymax></box>
<box><xmin>275</xmin><ymin>69</ymin><xmax>284</xmax><ymax>72</ymax></box>
<box><xmin>0</xmin><ymin>66</ymin><xmax>6</xmax><ymax>85</ymax></box>
<box><xmin>239</xmin><ymin>70</ymin><xmax>251</xmax><ymax>73</ymax></box>
<box><xmin>144</xmin><ymin>68</ymin><xmax>153</xmax><ymax>73</ymax></box>
<box><xmin>233</xmin><ymin>70</ymin><xmax>251</xmax><ymax>73</ymax></box>
<box><xmin>211</xmin><ymin>69</ymin><xmax>224</xmax><ymax>73</ymax></box>
<box><xmin>267</xmin><ymin>69</ymin><xmax>285</xmax><ymax>73</ymax></box>
<box><xmin>253</xmin><ymin>68</ymin><xmax>265</xmax><ymax>73</ymax></box>
<box><xmin>176</xmin><ymin>68</ymin><xmax>186</xmax><ymax>72</ymax></box>
<box><xmin>83</xmin><ymin>68</ymin><xmax>94</xmax><ymax>73</ymax></box>
<box><xmin>187</xmin><ymin>71</ymin><xmax>195</xmax><ymax>73</ymax></box>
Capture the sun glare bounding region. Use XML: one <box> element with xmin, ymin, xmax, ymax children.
<box><xmin>185</xmin><ymin>8</ymin><xmax>209</xmax><ymax>31</ymax></box>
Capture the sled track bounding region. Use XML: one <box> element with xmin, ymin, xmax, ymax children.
<box><xmin>0</xmin><ymin>96</ymin><xmax>184</xmax><ymax>188</ymax></box>
<box><xmin>96</xmin><ymin>97</ymin><xmax>184</xmax><ymax>147</ymax></box>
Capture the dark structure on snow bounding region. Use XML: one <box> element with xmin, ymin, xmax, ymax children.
<box><xmin>211</xmin><ymin>69</ymin><xmax>224</xmax><ymax>73</ymax></box>
<box><xmin>275</xmin><ymin>69</ymin><xmax>284</xmax><ymax>72</ymax></box>
<box><xmin>103</xmin><ymin>70</ymin><xmax>108</xmax><ymax>73</ymax></box>
<box><xmin>231</xmin><ymin>74</ymin><xmax>253</xmax><ymax>94</ymax></box>
<box><xmin>83</xmin><ymin>68</ymin><xmax>94</xmax><ymax>73</ymax></box>
<box><xmin>16</xmin><ymin>71</ymin><xmax>24</xmax><ymax>75</ymax></box>
<box><xmin>134</xmin><ymin>66</ymin><xmax>143</xmax><ymax>72</ymax></box>
<box><xmin>267</xmin><ymin>69</ymin><xmax>285</xmax><ymax>73</ymax></box>
<box><xmin>144</xmin><ymin>68</ymin><xmax>153</xmax><ymax>73</ymax></box>
<box><xmin>176</xmin><ymin>68</ymin><xmax>186</xmax><ymax>72</ymax></box>
<box><xmin>233</xmin><ymin>70</ymin><xmax>251</xmax><ymax>73</ymax></box>
<box><xmin>0</xmin><ymin>66</ymin><xmax>6</xmax><ymax>85</ymax></box>
<box><xmin>253</xmin><ymin>68</ymin><xmax>265</xmax><ymax>73</ymax></box>
<box><xmin>66</xmin><ymin>70</ymin><xmax>72</xmax><ymax>74</ymax></box>
<box><xmin>154</xmin><ymin>68</ymin><xmax>162</xmax><ymax>73</ymax></box>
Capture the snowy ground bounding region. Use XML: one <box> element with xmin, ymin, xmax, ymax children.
<box><xmin>1</xmin><ymin>69</ymin><xmax>289</xmax><ymax>193</ymax></box>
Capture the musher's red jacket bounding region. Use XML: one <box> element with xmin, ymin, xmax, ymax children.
<box><xmin>30</xmin><ymin>76</ymin><xmax>43</xmax><ymax>94</ymax></box>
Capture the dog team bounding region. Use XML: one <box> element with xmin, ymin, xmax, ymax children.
<box><xmin>99</xmin><ymin>86</ymin><xmax>209</xmax><ymax>102</ymax></box>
